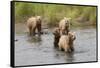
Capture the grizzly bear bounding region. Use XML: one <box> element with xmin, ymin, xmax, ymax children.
<box><xmin>58</xmin><ymin>32</ymin><xmax>76</xmax><ymax>52</ymax></box>
<box><xmin>53</xmin><ymin>27</ymin><xmax>60</xmax><ymax>47</ymax></box>
<box><xmin>59</xmin><ymin>17</ymin><xmax>71</xmax><ymax>35</ymax></box>
<box><xmin>27</xmin><ymin>16</ymin><xmax>42</xmax><ymax>36</ymax></box>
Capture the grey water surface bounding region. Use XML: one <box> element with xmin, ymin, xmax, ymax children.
<box><xmin>15</xmin><ymin>23</ymin><xmax>97</xmax><ymax>66</ymax></box>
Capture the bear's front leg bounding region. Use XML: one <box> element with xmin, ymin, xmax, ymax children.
<box><xmin>58</xmin><ymin>45</ymin><xmax>62</xmax><ymax>51</ymax></box>
<box><xmin>65</xmin><ymin>46</ymin><xmax>71</xmax><ymax>53</ymax></box>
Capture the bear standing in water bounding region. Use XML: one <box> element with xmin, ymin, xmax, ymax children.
<box><xmin>58</xmin><ymin>32</ymin><xmax>76</xmax><ymax>53</ymax></box>
<box><xmin>59</xmin><ymin>17</ymin><xmax>71</xmax><ymax>35</ymax></box>
<box><xmin>27</xmin><ymin>16</ymin><xmax>42</xmax><ymax>36</ymax></box>
<box><xmin>53</xmin><ymin>27</ymin><xmax>60</xmax><ymax>47</ymax></box>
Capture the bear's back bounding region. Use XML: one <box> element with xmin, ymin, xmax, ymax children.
<box><xmin>27</xmin><ymin>17</ymin><xmax>37</xmax><ymax>27</ymax></box>
<box><xmin>59</xmin><ymin>35</ymin><xmax>69</xmax><ymax>46</ymax></box>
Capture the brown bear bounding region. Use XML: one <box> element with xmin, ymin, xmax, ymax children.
<box><xmin>58</xmin><ymin>32</ymin><xmax>76</xmax><ymax>53</ymax></box>
<box><xmin>53</xmin><ymin>27</ymin><xmax>60</xmax><ymax>47</ymax></box>
<box><xmin>59</xmin><ymin>17</ymin><xmax>71</xmax><ymax>35</ymax></box>
<box><xmin>68</xmin><ymin>32</ymin><xmax>76</xmax><ymax>51</ymax></box>
<box><xmin>27</xmin><ymin>16</ymin><xmax>42</xmax><ymax>36</ymax></box>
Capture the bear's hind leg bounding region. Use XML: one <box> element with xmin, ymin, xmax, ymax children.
<box><xmin>71</xmin><ymin>47</ymin><xmax>74</xmax><ymax>52</ymax></box>
<box><xmin>32</xmin><ymin>27</ymin><xmax>36</xmax><ymax>36</ymax></box>
<box><xmin>37</xmin><ymin>24</ymin><xmax>42</xmax><ymax>36</ymax></box>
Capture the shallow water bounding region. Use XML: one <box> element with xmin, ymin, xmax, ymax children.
<box><xmin>15</xmin><ymin>23</ymin><xmax>97</xmax><ymax>66</ymax></box>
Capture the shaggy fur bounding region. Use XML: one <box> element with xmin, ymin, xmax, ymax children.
<box><xmin>59</xmin><ymin>17</ymin><xmax>71</xmax><ymax>35</ymax></box>
<box><xmin>53</xmin><ymin>27</ymin><xmax>60</xmax><ymax>47</ymax></box>
<box><xmin>58</xmin><ymin>32</ymin><xmax>76</xmax><ymax>52</ymax></box>
<box><xmin>27</xmin><ymin>16</ymin><xmax>42</xmax><ymax>36</ymax></box>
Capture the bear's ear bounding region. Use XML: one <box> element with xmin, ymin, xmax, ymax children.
<box><xmin>36</xmin><ymin>16</ymin><xmax>41</xmax><ymax>20</ymax></box>
<box><xmin>64</xmin><ymin>17</ymin><xmax>67</xmax><ymax>19</ymax></box>
<box><xmin>68</xmin><ymin>32</ymin><xmax>71</xmax><ymax>36</ymax></box>
<box><xmin>73</xmin><ymin>32</ymin><xmax>75</xmax><ymax>34</ymax></box>
<box><xmin>67</xmin><ymin>18</ymin><xmax>71</xmax><ymax>20</ymax></box>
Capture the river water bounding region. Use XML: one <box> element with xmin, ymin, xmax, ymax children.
<box><xmin>15</xmin><ymin>23</ymin><xmax>97</xmax><ymax>66</ymax></box>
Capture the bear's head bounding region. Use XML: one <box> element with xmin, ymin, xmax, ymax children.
<box><xmin>36</xmin><ymin>16</ymin><xmax>42</xmax><ymax>24</ymax></box>
<box><xmin>64</xmin><ymin>17</ymin><xmax>71</xmax><ymax>28</ymax></box>
<box><xmin>53</xmin><ymin>27</ymin><xmax>60</xmax><ymax>39</ymax></box>
<box><xmin>68</xmin><ymin>32</ymin><xmax>76</xmax><ymax>41</ymax></box>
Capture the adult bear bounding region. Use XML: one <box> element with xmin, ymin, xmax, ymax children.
<box><xmin>58</xmin><ymin>32</ymin><xmax>76</xmax><ymax>53</ymax></box>
<box><xmin>59</xmin><ymin>17</ymin><xmax>71</xmax><ymax>35</ymax></box>
<box><xmin>53</xmin><ymin>27</ymin><xmax>60</xmax><ymax>47</ymax></box>
<box><xmin>27</xmin><ymin>16</ymin><xmax>42</xmax><ymax>36</ymax></box>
